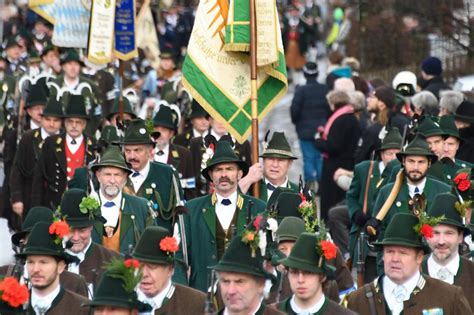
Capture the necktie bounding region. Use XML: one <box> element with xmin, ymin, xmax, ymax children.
<box><xmin>103</xmin><ymin>201</ymin><xmax>115</xmax><ymax>208</ymax></box>
<box><xmin>34</xmin><ymin>301</ymin><xmax>50</xmax><ymax>315</ymax></box>
<box><xmin>71</xmin><ymin>138</ymin><xmax>77</xmax><ymax>145</ymax></box>
<box><xmin>156</xmin><ymin>150</ymin><xmax>165</xmax><ymax>156</ymax></box>
<box><xmin>414</xmin><ymin>187</ymin><xmax>420</xmax><ymax>194</ymax></box>
<box><xmin>132</xmin><ymin>172</ymin><xmax>140</xmax><ymax>177</ymax></box>
<box><xmin>221</xmin><ymin>199</ymin><xmax>231</xmax><ymax>206</ymax></box>
<box><xmin>437</xmin><ymin>267</ymin><xmax>451</xmax><ymax>281</ymax></box>
<box><xmin>393</xmin><ymin>285</ymin><xmax>407</xmax><ymax>303</ymax></box>
<box><xmin>266</xmin><ymin>183</ymin><xmax>276</xmax><ymax>191</ymax></box>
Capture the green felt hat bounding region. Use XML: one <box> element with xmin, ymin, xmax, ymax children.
<box><xmin>266</xmin><ymin>187</ymin><xmax>293</xmax><ymax>211</ymax></box>
<box><xmin>274</xmin><ymin>191</ymin><xmax>304</xmax><ymax>219</ymax></box>
<box><xmin>276</xmin><ymin>217</ymin><xmax>306</xmax><ymax>243</ymax></box>
<box><xmin>106</xmin><ymin>97</ymin><xmax>137</xmax><ymax>120</ymax></box>
<box><xmin>152</xmin><ymin>104</ymin><xmax>179</xmax><ymax>130</ymax></box>
<box><xmin>132</xmin><ymin>226</ymin><xmax>179</xmax><ymax>265</ymax></box>
<box><xmin>17</xmin><ymin>222</ymin><xmax>74</xmax><ymax>263</ymax></box>
<box><xmin>99</xmin><ymin>125</ymin><xmax>121</xmax><ymax>144</ymax></box>
<box><xmin>417</xmin><ymin>116</ymin><xmax>443</xmax><ymax>138</ymax></box>
<box><xmin>428</xmin><ymin>193</ymin><xmax>470</xmax><ymax>235</ymax></box>
<box><xmin>60</xmin><ymin>189</ymin><xmax>105</xmax><ymax>228</ymax></box>
<box><xmin>212</xmin><ymin>234</ymin><xmax>275</xmax><ymax>280</ymax></box>
<box><xmin>439</xmin><ymin>115</ymin><xmax>460</xmax><ymax>139</ymax></box>
<box><xmin>64</xmin><ymin>95</ymin><xmax>89</xmax><ymax>120</ymax></box>
<box><xmin>379</xmin><ymin>127</ymin><xmax>402</xmax><ymax>151</ymax></box>
<box><xmin>260</xmin><ymin>132</ymin><xmax>297</xmax><ymax>160</ymax></box>
<box><xmin>396</xmin><ymin>134</ymin><xmax>437</xmax><ymax>162</ymax></box>
<box><xmin>202</xmin><ymin>140</ymin><xmax>249</xmax><ymax>181</ymax></box>
<box><xmin>279</xmin><ymin>232</ymin><xmax>335</xmax><ymax>274</ymax></box>
<box><xmin>86</xmin><ymin>266</ymin><xmax>151</xmax><ymax>312</ymax></box>
<box><xmin>42</xmin><ymin>97</ymin><xmax>65</xmax><ymax>118</ymax></box>
<box><xmin>60</xmin><ymin>49</ymin><xmax>82</xmax><ymax>65</ymax></box>
<box><xmin>122</xmin><ymin>119</ymin><xmax>155</xmax><ymax>145</ymax></box>
<box><xmin>11</xmin><ymin>207</ymin><xmax>54</xmax><ymax>246</ymax></box>
<box><xmin>454</xmin><ymin>101</ymin><xmax>474</xmax><ymax>124</ymax></box>
<box><xmin>26</xmin><ymin>82</ymin><xmax>48</xmax><ymax>108</ymax></box>
<box><xmin>374</xmin><ymin>213</ymin><xmax>430</xmax><ymax>253</ymax></box>
<box><xmin>91</xmin><ymin>145</ymin><xmax>132</xmax><ymax>175</ymax></box>
<box><xmin>189</xmin><ymin>100</ymin><xmax>209</xmax><ymax>119</ymax></box>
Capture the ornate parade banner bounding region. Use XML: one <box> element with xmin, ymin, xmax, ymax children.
<box><xmin>87</xmin><ymin>0</ymin><xmax>116</xmax><ymax>64</ymax></box>
<box><xmin>114</xmin><ymin>0</ymin><xmax>137</xmax><ymax>61</ymax></box>
<box><xmin>51</xmin><ymin>0</ymin><xmax>91</xmax><ymax>48</ymax></box>
<box><xmin>182</xmin><ymin>0</ymin><xmax>287</xmax><ymax>143</ymax></box>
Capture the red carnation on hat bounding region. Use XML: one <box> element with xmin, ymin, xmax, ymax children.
<box><xmin>49</xmin><ymin>220</ymin><xmax>70</xmax><ymax>244</ymax></box>
<box><xmin>320</xmin><ymin>240</ymin><xmax>337</xmax><ymax>260</ymax></box>
<box><xmin>420</xmin><ymin>224</ymin><xmax>433</xmax><ymax>239</ymax></box>
<box><xmin>124</xmin><ymin>259</ymin><xmax>140</xmax><ymax>269</ymax></box>
<box><xmin>160</xmin><ymin>236</ymin><xmax>179</xmax><ymax>254</ymax></box>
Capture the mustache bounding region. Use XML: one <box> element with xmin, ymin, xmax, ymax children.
<box><xmin>128</xmin><ymin>158</ymin><xmax>139</xmax><ymax>164</ymax></box>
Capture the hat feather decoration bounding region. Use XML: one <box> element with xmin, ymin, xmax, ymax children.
<box><xmin>262</xmin><ymin>130</ymin><xmax>271</xmax><ymax>151</ymax></box>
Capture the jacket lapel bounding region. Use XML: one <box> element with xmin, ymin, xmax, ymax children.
<box><xmin>202</xmin><ymin>194</ymin><xmax>216</xmax><ymax>239</ymax></box>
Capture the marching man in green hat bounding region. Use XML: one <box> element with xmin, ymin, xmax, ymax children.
<box><xmin>273</xmin><ymin>232</ymin><xmax>355</xmax><ymax>314</ymax></box>
<box><xmin>175</xmin><ymin>140</ymin><xmax>266</xmax><ymax>292</ymax></box>
<box><xmin>121</xmin><ymin>119</ymin><xmax>184</xmax><ymax>233</ymax></box>
<box><xmin>346</xmin><ymin>212</ymin><xmax>472</xmax><ymax>314</ymax></box>
<box><xmin>366</xmin><ymin>134</ymin><xmax>451</xmax><ymax>273</ymax></box>
<box><xmin>106</xmin><ymin>96</ymin><xmax>137</xmax><ymax>126</ymax></box>
<box><xmin>173</xmin><ymin>100</ymin><xmax>210</xmax><ymax>148</ymax></box>
<box><xmin>90</xmin><ymin>145</ymin><xmax>153</xmax><ymax>254</ymax></box>
<box><xmin>19</xmin><ymin>222</ymin><xmax>90</xmax><ymax>314</ymax></box>
<box><xmin>10</xmin><ymin>94</ymin><xmax>64</xmax><ymax>219</ymax></box>
<box><xmin>151</xmin><ymin>103</ymin><xmax>196</xmax><ymax>200</ymax></box>
<box><xmin>239</xmin><ymin>131</ymin><xmax>299</xmax><ymax>201</ymax></box>
<box><xmin>59</xmin><ymin>188</ymin><xmax>120</xmax><ymax>294</ymax></box>
<box><xmin>213</xmin><ymin>233</ymin><xmax>284</xmax><ymax>315</ymax></box>
<box><xmin>423</xmin><ymin>192</ymin><xmax>474</xmax><ymax>309</ymax></box>
<box><xmin>86</xmin><ymin>259</ymin><xmax>151</xmax><ymax>315</ymax></box>
<box><xmin>132</xmin><ymin>226</ymin><xmax>206</xmax><ymax>313</ymax></box>
<box><xmin>32</xmin><ymin>94</ymin><xmax>95</xmax><ymax>209</ymax></box>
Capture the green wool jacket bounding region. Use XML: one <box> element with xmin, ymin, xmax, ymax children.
<box><xmin>346</xmin><ymin>274</ymin><xmax>472</xmax><ymax>315</ymax></box>
<box><xmin>125</xmin><ymin>161</ymin><xmax>184</xmax><ymax>233</ymax></box>
<box><xmin>91</xmin><ymin>193</ymin><xmax>154</xmax><ymax>254</ymax></box>
<box><xmin>421</xmin><ymin>255</ymin><xmax>474</xmax><ymax>311</ymax></box>
<box><xmin>428</xmin><ymin>158</ymin><xmax>473</xmax><ymax>184</ymax></box>
<box><xmin>346</xmin><ymin>160</ymin><xmax>392</xmax><ymax>259</ymax></box>
<box><xmin>373</xmin><ymin>178</ymin><xmax>451</xmax><ymax>274</ymax></box>
<box><xmin>174</xmin><ymin>191</ymin><xmax>266</xmax><ymax>292</ymax></box>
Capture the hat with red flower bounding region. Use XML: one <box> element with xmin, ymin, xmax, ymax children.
<box><xmin>427</xmin><ymin>192</ymin><xmax>470</xmax><ymax>236</ymax></box>
<box><xmin>373</xmin><ymin>213</ymin><xmax>431</xmax><ymax>253</ymax></box>
<box><xmin>16</xmin><ymin>221</ymin><xmax>76</xmax><ymax>264</ymax></box>
<box><xmin>132</xmin><ymin>226</ymin><xmax>181</xmax><ymax>265</ymax></box>
<box><xmin>279</xmin><ymin>231</ymin><xmax>338</xmax><ymax>275</ymax></box>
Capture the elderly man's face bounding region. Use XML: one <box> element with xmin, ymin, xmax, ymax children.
<box><xmin>124</xmin><ymin>144</ymin><xmax>154</xmax><ymax>172</ymax></box>
<box><xmin>218</xmin><ymin>271</ymin><xmax>264</xmax><ymax>314</ymax></box>
<box><xmin>263</xmin><ymin>157</ymin><xmax>292</xmax><ymax>184</ymax></box>
<box><xmin>96</xmin><ymin>167</ymin><xmax>128</xmax><ymax>199</ymax></box>
<box><xmin>68</xmin><ymin>226</ymin><xmax>93</xmax><ymax>253</ymax></box>
<box><xmin>139</xmin><ymin>263</ymin><xmax>174</xmax><ymax>298</ymax></box>
<box><xmin>383</xmin><ymin>246</ymin><xmax>424</xmax><ymax>285</ymax></box>
<box><xmin>208</xmin><ymin>163</ymin><xmax>242</xmax><ymax>195</ymax></box>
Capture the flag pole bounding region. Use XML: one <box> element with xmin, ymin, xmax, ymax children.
<box><xmin>250</xmin><ymin>0</ymin><xmax>260</xmax><ymax>198</ymax></box>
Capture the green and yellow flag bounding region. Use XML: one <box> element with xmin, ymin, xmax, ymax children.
<box><xmin>182</xmin><ymin>0</ymin><xmax>288</xmax><ymax>144</ymax></box>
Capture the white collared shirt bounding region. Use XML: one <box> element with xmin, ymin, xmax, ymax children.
<box><xmin>130</xmin><ymin>161</ymin><xmax>151</xmax><ymax>192</ymax></box>
<box><xmin>66</xmin><ymin>133</ymin><xmax>84</xmax><ymax>154</ymax></box>
<box><xmin>31</xmin><ymin>120</ymin><xmax>40</xmax><ymax>130</ymax></box>
<box><xmin>427</xmin><ymin>253</ymin><xmax>460</xmax><ymax>284</ymax></box>
<box><xmin>100</xmin><ymin>191</ymin><xmax>122</xmax><ymax>228</ymax></box>
<box><xmin>378</xmin><ymin>161</ymin><xmax>385</xmax><ymax>174</ymax></box>
<box><xmin>383</xmin><ymin>271</ymin><xmax>421</xmax><ymax>315</ymax></box>
<box><xmin>31</xmin><ymin>284</ymin><xmax>61</xmax><ymax>314</ymax></box>
<box><xmin>223</xmin><ymin>300</ymin><xmax>262</xmax><ymax>315</ymax></box>
<box><xmin>137</xmin><ymin>280</ymin><xmax>173</xmax><ymax>313</ymax></box>
<box><xmin>210</xmin><ymin>129</ymin><xmax>223</xmax><ymax>141</ymax></box>
<box><xmin>290</xmin><ymin>293</ymin><xmax>325</xmax><ymax>314</ymax></box>
<box><xmin>154</xmin><ymin>143</ymin><xmax>170</xmax><ymax>164</ymax></box>
<box><xmin>215</xmin><ymin>190</ymin><xmax>238</xmax><ymax>230</ymax></box>
<box><xmin>407</xmin><ymin>177</ymin><xmax>427</xmax><ymax>198</ymax></box>
<box><xmin>65</xmin><ymin>238</ymin><xmax>92</xmax><ymax>274</ymax></box>
<box><xmin>64</xmin><ymin>77</ymin><xmax>80</xmax><ymax>90</ymax></box>
<box><xmin>265</xmin><ymin>177</ymin><xmax>289</xmax><ymax>200</ymax></box>
<box><xmin>193</xmin><ymin>128</ymin><xmax>208</xmax><ymax>139</ymax></box>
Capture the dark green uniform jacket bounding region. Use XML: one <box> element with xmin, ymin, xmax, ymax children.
<box><xmin>346</xmin><ymin>274</ymin><xmax>472</xmax><ymax>315</ymax></box>
<box><xmin>91</xmin><ymin>193</ymin><xmax>154</xmax><ymax>254</ymax></box>
<box><xmin>175</xmin><ymin>191</ymin><xmax>266</xmax><ymax>292</ymax></box>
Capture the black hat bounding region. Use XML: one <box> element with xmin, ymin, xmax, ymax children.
<box><xmin>201</xmin><ymin>140</ymin><xmax>249</xmax><ymax>181</ymax></box>
<box><xmin>25</xmin><ymin>83</ymin><xmax>48</xmax><ymax>108</ymax></box>
<box><xmin>17</xmin><ymin>222</ymin><xmax>75</xmax><ymax>263</ymax></box>
<box><xmin>421</xmin><ymin>56</ymin><xmax>442</xmax><ymax>76</ymax></box>
<box><xmin>42</xmin><ymin>97</ymin><xmax>65</xmax><ymax>118</ymax></box>
<box><xmin>374</xmin><ymin>86</ymin><xmax>396</xmax><ymax>109</ymax></box>
<box><xmin>303</xmin><ymin>62</ymin><xmax>318</xmax><ymax>76</ymax></box>
<box><xmin>64</xmin><ymin>95</ymin><xmax>89</xmax><ymax>120</ymax></box>
<box><xmin>427</xmin><ymin>193</ymin><xmax>470</xmax><ymax>236</ymax></box>
<box><xmin>396</xmin><ymin>134</ymin><xmax>438</xmax><ymax>163</ymax></box>
<box><xmin>274</xmin><ymin>191</ymin><xmax>304</xmax><ymax>219</ymax></box>
<box><xmin>60</xmin><ymin>189</ymin><xmax>105</xmax><ymax>228</ymax></box>
<box><xmin>454</xmin><ymin>101</ymin><xmax>474</xmax><ymax>124</ymax></box>
<box><xmin>132</xmin><ymin>226</ymin><xmax>180</xmax><ymax>265</ymax></box>
<box><xmin>106</xmin><ymin>97</ymin><xmax>137</xmax><ymax>121</ymax></box>
<box><xmin>3</xmin><ymin>37</ymin><xmax>19</xmax><ymax>50</ymax></box>
<box><xmin>11</xmin><ymin>207</ymin><xmax>54</xmax><ymax>246</ymax></box>
<box><xmin>189</xmin><ymin>100</ymin><xmax>209</xmax><ymax>119</ymax></box>
<box><xmin>122</xmin><ymin>119</ymin><xmax>155</xmax><ymax>145</ymax></box>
